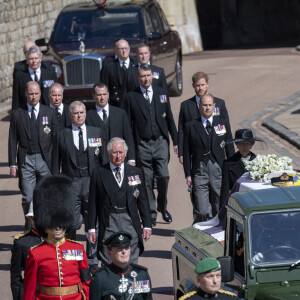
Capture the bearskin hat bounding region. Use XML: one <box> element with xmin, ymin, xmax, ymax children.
<box><xmin>33</xmin><ymin>175</ymin><xmax>76</xmax><ymax>236</ymax></box>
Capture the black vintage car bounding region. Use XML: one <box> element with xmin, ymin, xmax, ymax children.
<box><xmin>36</xmin><ymin>0</ymin><xmax>183</xmax><ymax>107</ymax></box>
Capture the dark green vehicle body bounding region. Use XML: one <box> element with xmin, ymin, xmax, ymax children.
<box><xmin>172</xmin><ymin>186</ymin><xmax>300</xmax><ymax>299</ymax></box>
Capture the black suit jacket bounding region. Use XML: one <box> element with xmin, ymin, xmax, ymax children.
<box><xmin>52</xmin><ymin>104</ymin><xmax>72</xmax><ymax>130</ymax></box>
<box><xmin>9</xmin><ymin>104</ymin><xmax>58</xmax><ymax>170</ymax></box>
<box><xmin>100</xmin><ymin>57</ymin><xmax>137</xmax><ymax>108</ymax></box>
<box><xmin>86</xmin><ymin>105</ymin><xmax>135</xmax><ymax>161</ymax></box>
<box><xmin>183</xmin><ymin>116</ymin><xmax>234</xmax><ymax>178</ymax></box>
<box><xmin>220</xmin><ymin>151</ymin><xmax>256</xmax><ymax>207</ymax></box>
<box><xmin>125</xmin><ymin>87</ymin><xmax>177</xmax><ymax>149</ymax></box>
<box><xmin>51</xmin><ymin>125</ymin><xmax>108</xmax><ymax>178</ymax></box>
<box><xmin>178</xmin><ymin>95</ymin><xmax>230</xmax><ymax>156</ymax></box>
<box><xmin>12</xmin><ymin>63</ymin><xmax>57</xmax><ymax>110</ymax></box>
<box><xmin>88</xmin><ymin>163</ymin><xmax>151</xmax><ymax>257</ymax></box>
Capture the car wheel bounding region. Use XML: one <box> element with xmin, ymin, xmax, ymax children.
<box><xmin>169</xmin><ymin>56</ymin><xmax>183</xmax><ymax>96</ymax></box>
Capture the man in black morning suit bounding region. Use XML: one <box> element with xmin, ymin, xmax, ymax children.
<box><xmin>86</xmin><ymin>82</ymin><xmax>135</xmax><ymax>162</ymax></box>
<box><xmin>178</xmin><ymin>71</ymin><xmax>230</xmax><ymax>164</ymax></box>
<box><xmin>125</xmin><ymin>64</ymin><xmax>178</xmax><ymax>226</ymax></box>
<box><xmin>9</xmin><ymin>81</ymin><xmax>58</xmax><ymax>229</ymax></box>
<box><xmin>49</xmin><ymin>83</ymin><xmax>71</xmax><ymax>130</ymax></box>
<box><xmin>183</xmin><ymin>94</ymin><xmax>234</xmax><ymax>222</ymax></box>
<box><xmin>136</xmin><ymin>44</ymin><xmax>168</xmax><ymax>93</ymax></box>
<box><xmin>88</xmin><ymin>138</ymin><xmax>152</xmax><ymax>265</ymax></box>
<box><xmin>52</xmin><ymin>100</ymin><xmax>107</xmax><ymax>272</ymax></box>
<box><xmin>100</xmin><ymin>38</ymin><xmax>137</xmax><ymax>108</ymax></box>
<box><xmin>12</xmin><ymin>47</ymin><xmax>57</xmax><ymax>110</ymax></box>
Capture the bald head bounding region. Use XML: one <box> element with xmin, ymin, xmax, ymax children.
<box><xmin>23</xmin><ymin>41</ymin><xmax>36</xmax><ymax>55</ymax></box>
<box><xmin>25</xmin><ymin>81</ymin><xmax>41</xmax><ymax>107</ymax></box>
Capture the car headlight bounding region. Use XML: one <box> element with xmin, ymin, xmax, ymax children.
<box><xmin>52</xmin><ymin>64</ymin><xmax>62</xmax><ymax>79</ymax></box>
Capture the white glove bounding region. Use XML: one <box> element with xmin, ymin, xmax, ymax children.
<box><xmin>253</xmin><ymin>252</ymin><xmax>264</xmax><ymax>262</ymax></box>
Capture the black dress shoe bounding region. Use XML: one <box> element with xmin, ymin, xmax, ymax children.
<box><xmin>161</xmin><ymin>210</ymin><xmax>172</xmax><ymax>223</ymax></box>
<box><xmin>151</xmin><ymin>218</ymin><xmax>156</xmax><ymax>227</ymax></box>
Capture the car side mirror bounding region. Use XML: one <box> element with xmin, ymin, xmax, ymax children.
<box><xmin>35</xmin><ymin>38</ymin><xmax>47</xmax><ymax>47</ymax></box>
<box><xmin>148</xmin><ymin>32</ymin><xmax>161</xmax><ymax>39</ymax></box>
<box><xmin>217</xmin><ymin>256</ymin><xmax>234</xmax><ymax>282</ymax></box>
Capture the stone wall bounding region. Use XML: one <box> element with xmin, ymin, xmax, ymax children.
<box><xmin>0</xmin><ymin>0</ymin><xmax>90</xmax><ymax>108</ymax></box>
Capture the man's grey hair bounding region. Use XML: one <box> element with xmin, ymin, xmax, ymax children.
<box><xmin>49</xmin><ymin>82</ymin><xmax>64</xmax><ymax>95</ymax></box>
<box><xmin>107</xmin><ymin>137</ymin><xmax>128</xmax><ymax>153</ymax></box>
<box><xmin>137</xmin><ymin>63</ymin><xmax>152</xmax><ymax>76</ymax></box>
<box><xmin>26</xmin><ymin>47</ymin><xmax>42</xmax><ymax>60</ymax></box>
<box><xmin>69</xmin><ymin>101</ymin><xmax>86</xmax><ymax>113</ymax></box>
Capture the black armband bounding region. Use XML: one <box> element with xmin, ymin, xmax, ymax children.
<box><xmin>80</xmin><ymin>268</ymin><xmax>91</xmax><ymax>282</ymax></box>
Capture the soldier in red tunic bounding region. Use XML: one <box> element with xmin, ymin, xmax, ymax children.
<box><xmin>23</xmin><ymin>175</ymin><xmax>91</xmax><ymax>300</ymax></box>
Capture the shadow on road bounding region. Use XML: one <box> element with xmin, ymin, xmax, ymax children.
<box><xmin>141</xmin><ymin>250</ymin><xmax>171</xmax><ymax>259</ymax></box>
<box><xmin>0</xmin><ymin>264</ymin><xmax>10</xmax><ymax>271</ymax></box>
<box><xmin>0</xmin><ymin>225</ymin><xmax>24</xmax><ymax>232</ymax></box>
<box><xmin>152</xmin><ymin>228</ymin><xmax>174</xmax><ymax>237</ymax></box>
<box><xmin>152</xmin><ymin>286</ymin><xmax>173</xmax><ymax>295</ymax></box>
<box><xmin>0</xmin><ymin>243</ymin><xmax>12</xmax><ymax>251</ymax></box>
<box><xmin>0</xmin><ymin>190</ymin><xmax>21</xmax><ymax>196</ymax></box>
<box><xmin>0</xmin><ymin>174</ymin><xmax>11</xmax><ymax>179</ymax></box>
<box><xmin>0</xmin><ymin>162</ymin><xmax>9</xmax><ymax>167</ymax></box>
<box><xmin>76</xmin><ymin>234</ymin><xmax>86</xmax><ymax>242</ymax></box>
<box><xmin>292</xmin><ymin>109</ymin><xmax>300</xmax><ymax>114</ymax></box>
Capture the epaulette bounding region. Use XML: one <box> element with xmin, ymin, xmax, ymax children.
<box><xmin>66</xmin><ymin>239</ymin><xmax>83</xmax><ymax>245</ymax></box>
<box><xmin>30</xmin><ymin>240</ymin><xmax>45</xmax><ymax>250</ymax></box>
<box><xmin>131</xmin><ymin>263</ymin><xmax>148</xmax><ymax>271</ymax></box>
<box><xmin>14</xmin><ymin>230</ymin><xmax>31</xmax><ymax>240</ymax></box>
<box><xmin>218</xmin><ymin>289</ymin><xmax>237</xmax><ymax>297</ymax></box>
<box><xmin>179</xmin><ymin>291</ymin><xmax>197</xmax><ymax>300</ymax></box>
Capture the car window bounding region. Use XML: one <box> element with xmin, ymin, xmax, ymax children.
<box><xmin>51</xmin><ymin>10</ymin><xmax>141</xmax><ymax>43</ymax></box>
<box><xmin>148</xmin><ymin>4</ymin><xmax>163</xmax><ymax>34</ymax></box>
<box><xmin>249</xmin><ymin>211</ymin><xmax>300</xmax><ymax>266</ymax></box>
<box><xmin>143</xmin><ymin>9</ymin><xmax>154</xmax><ymax>36</ymax></box>
<box><xmin>157</xmin><ymin>5</ymin><xmax>170</xmax><ymax>33</ymax></box>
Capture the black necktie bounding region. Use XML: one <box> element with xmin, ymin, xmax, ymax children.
<box><xmin>122</xmin><ymin>61</ymin><xmax>126</xmax><ymax>70</ymax></box>
<box><xmin>79</xmin><ymin>127</ymin><xmax>84</xmax><ymax>152</ymax></box>
<box><xmin>34</xmin><ymin>70</ymin><xmax>39</xmax><ymax>83</ymax></box>
<box><xmin>102</xmin><ymin>109</ymin><xmax>107</xmax><ymax>124</ymax></box>
<box><xmin>206</xmin><ymin>120</ymin><xmax>212</xmax><ymax>135</ymax></box>
<box><xmin>115</xmin><ymin>167</ymin><xmax>121</xmax><ymax>183</ymax></box>
<box><xmin>55</xmin><ymin>107</ymin><xmax>61</xmax><ymax>120</ymax></box>
<box><xmin>31</xmin><ymin>106</ymin><xmax>36</xmax><ymax>122</ymax></box>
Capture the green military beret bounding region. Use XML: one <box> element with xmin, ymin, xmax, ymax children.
<box><xmin>195</xmin><ymin>258</ymin><xmax>221</xmax><ymax>274</ymax></box>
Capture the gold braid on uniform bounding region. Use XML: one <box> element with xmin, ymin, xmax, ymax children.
<box><xmin>179</xmin><ymin>291</ymin><xmax>197</xmax><ymax>300</ymax></box>
<box><xmin>218</xmin><ymin>289</ymin><xmax>237</xmax><ymax>297</ymax></box>
<box><xmin>30</xmin><ymin>240</ymin><xmax>45</xmax><ymax>250</ymax></box>
<box><xmin>14</xmin><ymin>230</ymin><xmax>31</xmax><ymax>240</ymax></box>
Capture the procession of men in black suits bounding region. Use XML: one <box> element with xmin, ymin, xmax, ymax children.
<box><xmin>9</xmin><ymin>38</ymin><xmax>239</xmax><ymax>295</ymax></box>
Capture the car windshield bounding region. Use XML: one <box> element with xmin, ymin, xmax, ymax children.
<box><xmin>51</xmin><ymin>9</ymin><xmax>141</xmax><ymax>43</ymax></box>
<box><xmin>249</xmin><ymin>211</ymin><xmax>300</xmax><ymax>266</ymax></box>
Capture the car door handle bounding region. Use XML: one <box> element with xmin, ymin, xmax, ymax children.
<box><xmin>160</xmin><ymin>41</ymin><xmax>167</xmax><ymax>47</ymax></box>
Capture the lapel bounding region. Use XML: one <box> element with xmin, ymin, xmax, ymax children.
<box><xmin>86</xmin><ymin>126</ymin><xmax>99</xmax><ymax>165</ymax></box>
<box><xmin>112</xmin><ymin>60</ymin><xmax>122</xmax><ymax>86</ymax></box>
<box><xmin>194</xmin><ymin>119</ymin><xmax>209</xmax><ymax>148</ymax></box>
<box><xmin>20</xmin><ymin>109</ymin><xmax>30</xmax><ymax>139</ymax></box>
<box><xmin>134</xmin><ymin>89</ymin><xmax>148</xmax><ymax>119</ymax></box>
<box><xmin>153</xmin><ymin>89</ymin><xmax>161</xmax><ymax>120</ymax></box>
<box><xmin>188</xmin><ymin>96</ymin><xmax>200</xmax><ymax>120</ymax></box>
<box><xmin>64</xmin><ymin>128</ymin><xmax>77</xmax><ymax>166</ymax></box>
<box><xmin>92</xmin><ymin>109</ymin><xmax>105</xmax><ymax>128</ymax></box>
<box><xmin>100</xmin><ymin>164</ymin><xmax>116</xmax><ymax>201</ymax></box>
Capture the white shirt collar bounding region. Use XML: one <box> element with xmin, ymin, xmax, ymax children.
<box><xmin>118</xmin><ymin>57</ymin><xmax>130</xmax><ymax>68</ymax></box>
<box><xmin>28</xmin><ymin>66</ymin><xmax>41</xmax><ymax>75</ymax></box>
<box><xmin>110</xmin><ymin>162</ymin><xmax>124</xmax><ymax>172</ymax></box>
<box><xmin>96</xmin><ymin>103</ymin><xmax>109</xmax><ymax>113</ymax></box>
<box><xmin>27</xmin><ymin>102</ymin><xmax>40</xmax><ymax>113</ymax></box>
<box><xmin>72</xmin><ymin>123</ymin><xmax>86</xmax><ymax>131</ymax></box>
<box><xmin>140</xmin><ymin>85</ymin><xmax>153</xmax><ymax>94</ymax></box>
<box><xmin>50</xmin><ymin>103</ymin><xmax>64</xmax><ymax>112</ymax></box>
<box><xmin>201</xmin><ymin>115</ymin><xmax>213</xmax><ymax>126</ymax></box>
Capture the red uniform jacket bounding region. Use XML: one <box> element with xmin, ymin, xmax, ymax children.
<box><xmin>24</xmin><ymin>238</ymin><xmax>90</xmax><ymax>300</ymax></box>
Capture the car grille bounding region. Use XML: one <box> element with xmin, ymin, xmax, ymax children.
<box><xmin>66</xmin><ymin>58</ymin><xmax>100</xmax><ymax>85</ymax></box>
<box><xmin>63</xmin><ymin>54</ymin><xmax>104</xmax><ymax>86</ymax></box>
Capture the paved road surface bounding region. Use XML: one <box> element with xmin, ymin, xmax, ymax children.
<box><xmin>1</xmin><ymin>47</ymin><xmax>300</xmax><ymax>299</ymax></box>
